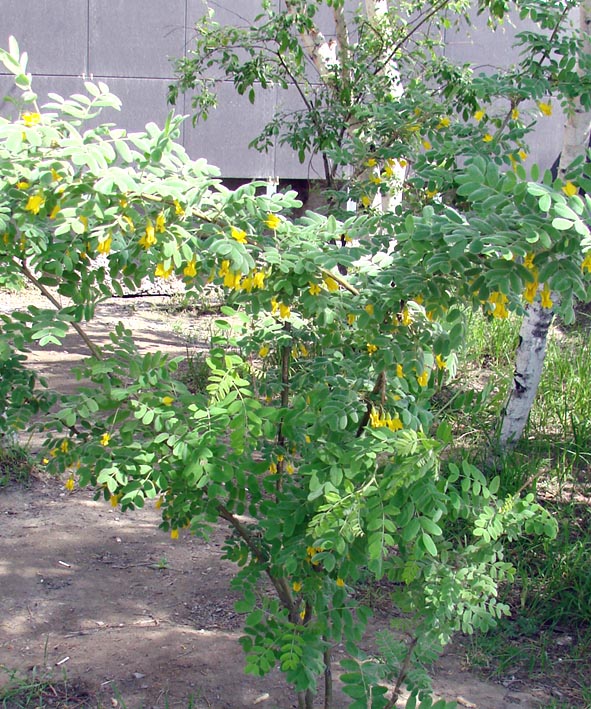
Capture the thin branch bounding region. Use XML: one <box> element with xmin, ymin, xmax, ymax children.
<box><xmin>319</xmin><ymin>267</ymin><xmax>360</xmax><ymax>295</ymax></box>
<box><xmin>385</xmin><ymin>636</ymin><xmax>418</xmax><ymax>709</ymax></box>
<box><xmin>17</xmin><ymin>259</ymin><xmax>102</xmax><ymax>359</ymax></box>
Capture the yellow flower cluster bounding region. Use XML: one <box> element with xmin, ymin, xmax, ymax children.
<box><xmin>22</xmin><ymin>112</ymin><xmax>41</xmax><ymax>127</ymax></box>
<box><xmin>522</xmin><ymin>252</ymin><xmax>539</xmax><ymax>305</ymax></box>
<box><xmin>139</xmin><ymin>220</ymin><xmax>157</xmax><ymax>249</ymax></box>
<box><xmin>25</xmin><ymin>193</ymin><xmax>44</xmax><ymax>215</ymax></box>
<box><xmin>581</xmin><ymin>252</ymin><xmax>591</xmax><ymax>273</ymax></box>
<box><xmin>488</xmin><ymin>291</ymin><xmax>509</xmax><ymax>318</ymax></box>
<box><xmin>416</xmin><ymin>370</ymin><xmax>429</xmax><ymax>387</ymax></box>
<box><xmin>271</xmin><ymin>298</ymin><xmax>291</xmax><ymax>319</ymax></box>
<box><xmin>369</xmin><ymin>408</ymin><xmax>403</xmax><ymax>431</ymax></box>
<box><xmin>218</xmin><ymin>260</ymin><xmax>266</xmax><ymax>292</ymax></box>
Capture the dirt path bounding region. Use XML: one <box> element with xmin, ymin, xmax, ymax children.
<box><xmin>0</xmin><ymin>290</ymin><xmax>553</xmax><ymax>708</ymax></box>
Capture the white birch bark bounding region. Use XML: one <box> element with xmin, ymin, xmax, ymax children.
<box><xmin>498</xmin><ymin>301</ymin><xmax>556</xmax><ymax>447</ymax></box>
<box><xmin>498</xmin><ymin>0</ymin><xmax>591</xmax><ymax>448</ymax></box>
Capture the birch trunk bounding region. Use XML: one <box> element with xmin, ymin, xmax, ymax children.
<box><xmin>498</xmin><ymin>0</ymin><xmax>591</xmax><ymax>448</ymax></box>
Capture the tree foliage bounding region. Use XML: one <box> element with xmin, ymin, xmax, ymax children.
<box><xmin>2</xmin><ymin>6</ymin><xmax>590</xmax><ymax>703</ymax></box>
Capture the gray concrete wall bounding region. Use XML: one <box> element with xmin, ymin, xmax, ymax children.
<box><xmin>0</xmin><ymin>1</ymin><xmax>564</xmax><ymax>177</ymax></box>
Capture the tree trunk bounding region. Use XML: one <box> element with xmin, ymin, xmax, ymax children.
<box><xmin>498</xmin><ymin>301</ymin><xmax>555</xmax><ymax>447</ymax></box>
<box><xmin>498</xmin><ymin>0</ymin><xmax>591</xmax><ymax>448</ymax></box>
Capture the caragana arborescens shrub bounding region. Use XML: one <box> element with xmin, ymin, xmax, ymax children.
<box><xmin>0</xmin><ymin>37</ymin><xmax>565</xmax><ymax>708</ymax></box>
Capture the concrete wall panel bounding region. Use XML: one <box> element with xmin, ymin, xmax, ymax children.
<box><xmin>0</xmin><ymin>2</ymin><xmax>88</xmax><ymax>76</ymax></box>
<box><xmin>89</xmin><ymin>0</ymin><xmax>186</xmax><ymax>78</ymax></box>
<box><xmin>183</xmin><ymin>81</ymin><xmax>275</xmax><ymax>177</ymax></box>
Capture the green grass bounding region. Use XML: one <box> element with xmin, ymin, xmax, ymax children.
<box><xmin>450</xmin><ymin>308</ymin><xmax>591</xmax><ymax>706</ymax></box>
<box><xmin>0</xmin><ymin>444</ymin><xmax>36</xmax><ymax>488</ymax></box>
<box><xmin>0</xmin><ymin>665</ymin><xmax>88</xmax><ymax>708</ymax></box>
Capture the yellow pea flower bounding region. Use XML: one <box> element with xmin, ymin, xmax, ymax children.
<box><xmin>361</xmin><ymin>194</ymin><xmax>372</xmax><ymax>208</ymax></box>
<box><xmin>139</xmin><ymin>220</ymin><xmax>157</xmax><ymax>249</ymax></box>
<box><xmin>286</xmin><ymin>462</ymin><xmax>295</xmax><ymax>475</ymax></box>
<box><xmin>252</xmin><ymin>271</ymin><xmax>265</xmax><ymax>289</ymax></box>
<box><xmin>170</xmin><ymin>528</ymin><xmax>179</xmax><ymax>540</ymax></box>
<box><xmin>366</xmin><ymin>343</ymin><xmax>378</xmax><ymax>355</ymax></box>
<box><xmin>336</xmin><ymin>578</ymin><xmax>345</xmax><ymax>588</ymax></box>
<box><xmin>161</xmin><ymin>396</ymin><xmax>174</xmax><ymax>406</ymax></box>
<box><xmin>518</xmin><ymin>149</ymin><xmax>528</xmax><ymax>161</ymax></box>
<box><xmin>60</xmin><ymin>440</ymin><xmax>70</xmax><ymax>453</ymax></box>
<box><xmin>265</xmin><ymin>213</ymin><xmax>281</xmax><ymax>230</ymax></box>
<box><xmin>110</xmin><ymin>495</ymin><xmax>120</xmax><ymax>508</ymax></box>
<box><xmin>231</xmin><ymin>226</ymin><xmax>247</xmax><ymax>243</ymax></box>
<box><xmin>100</xmin><ymin>432</ymin><xmax>111</xmax><ymax>447</ymax></box>
<box><xmin>483</xmin><ymin>133</ymin><xmax>494</xmax><ymax>143</ymax></box>
<box><xmin>25</xmin><ymin>193</ymin><xmax>44</xmax><ymax>215</ymax></box>
<box><xmin>474</xmin><ymin>109</ymin><xmax>485</xmax><ymax>121</ymax></box>
<box><xmin>365</xmin><ymin>158</ymin><xmax>377</xmax><ymax>167</ymax></box>
<box><xmin>562</xmin><ymin>181</ymin><xmax>578</xmax><ymax>197</ymax></box>
<box><xmin>401</xmin><ymin>307</ymin><xmax>412</xmax><ymax>326</ymax></box>
<box><xmin>581</xmin><ymin>252</ymin><xmax>591</xmax><ymax>273</ymax></box>
<box><xmin>259</xmin><ymin>345</ymin><xmax>270</xmax><ymax>358</ymax></box>
<box><xmin>279</xmin><ymin>303</ymin><xmax>291</xmax><ymax>319</ymax></box>
<box><xmin>16</xmin><ymin>180</ymin><xmax>29</xmax><ymax>190</ymax></box>
<box><xmin>523</xmin><ymin>280</ymin><xmax>539</xmax><ymax>304</ymax></box>
<box><xmin>421</xmin><ymin>139</ymin><xmax>432</xmax><ymax>150</ymax></box>
<box><xmin>65</xmin><ymin>477</ymin><xmax>75</xmax><ymax>491</ymax></box>
<box><xmin>183</xmin><ymin>258</ymin><xmax>197</xmax><ymax>278</ymax></box>
<box><xmin>323</xmin><ymin>275</ymin><xmax>339</xmax><ymax>292</ymax></box>
<box><xmin>174</xmin><ymin>200</ymin><xmax>185</xmax><ymax>216</ymax></box>
<box><xmin>540</xmin><ymin>283</ymin><xmax>553</xmax><ymax>309</ymax></box>
<box><xmin>155</xmin><ymin>263</ymin><xmax>173</xmax><ymax>279</ymax></box>
<box><xmin>305</xmin><ymin>434</ymin><xmax>311</xmax><ymax>443</ymax></box>
<box><xmin>51</xmin><ymin>168</ymin><xmax>62</xmax><ymax>182</ymax></box>
<box><xmin>155</xmin><ymin>211</ymin><xmax>166</xmax><ymax>233</ymax></box>
<box><xmin>155</xmin><ymin>496</ymin><xmax>164</xmax><ymax>509</ymax></box>
<box><xmin>365</xmin><ymin>303</ymin><xmax>374</xmax><ymax>316</ymax></box>
<box><xmin>538</xmin><ymin>101</ymin><xmax>552</xmax><ymax>116</ymax></box>
<box><xmin>437</xmin><ymin>116</ymin><xmax>451</xmax><ymax>129</ymax></box>
<box><xmin>22</xmin><ymin>112</ymin><xmax>41</xmax><ymax>127</ymax></box>
<box><xmin>49</xmin><ymin>204</ymin><xmax>60</xmax><ymax>220</ymax></box>
<box><xmin>347</xmin><ymin>313</ymin><xmax>356</xmax><ymax>326</ymax></box>
<box><xmin>293</xmin><ymin>581</ymin><xmax>303</xmax><ymax>592</ymax></box>
<box><xmin>97</xmin><ymin>235</ymin><xmax>112</xmax><ymax>255</ymax></box>
<box><xmin>396</xmin><ymin>364</ymin><xmax>404</xmax><ymax>378</ymax></box>
<box><xmin>309</xmin><ymin>282</ymin><xmax>321</xmax><ymax>296</ymax></box>
<box><xmin>268</xmin><ymin>461</ymin><xmax>278</xmax><ymax>474</ymax></box>
<box><xmin>417</xmin><ymin>370</ymin><xmax>429</xmax><ymax>387</ymax></box>
<box><xmin>511</xmin><ymin>108</ymin><xmax>520</xmax><ymax>120</ymax></box>
<box><xmin>435</xmin><ymin>354</ymin><xmax>447</xmax><ymax>370</ymax></box>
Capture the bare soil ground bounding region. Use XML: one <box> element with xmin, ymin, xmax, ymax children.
<box><xmin>0</xmin><ymin>290</ymin><xmax>557</xmax><ymax>708</ymax></box>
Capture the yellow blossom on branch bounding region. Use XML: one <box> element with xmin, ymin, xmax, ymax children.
<box><xmin>22</xmin><ymin>112</ymin><xmax>41</xmax><ymax>127</ymax></box>
<box><xmin>474</xmin><ymin>109</ymin><xmax>485</xmax><ymax>122</ymax></box>
<box><xmin>322</xmin><ymin>275</ymin><xmax>339</xmax><ymax>292</ymax></box>
<box><xmin>60</xmin><ymin>439</ymin><xmax>70</xmax><ymax>453</ymax></box>
<box><xmin>437</xmin><ymin>116</ymin><xmax>451</xmax><ymax>129</ymax></box>
<box><xmin>366</xmin><ymin>343</ymin><xmax>378</xmax><ymax>355</ymax></box>
<box><xmin>518</xmin><ymin>149</ymin><xmax>528</xmax><ymax>161</ymax></box>
<box><xmin>183</xmin><ymin>257</ymin><xmax>197</xmax><ymax>278</ymax></box>
<box><xmin>361</xmin><ymin>194</ymin><xmax>372</xmax><ymax>208</ymax></box>
<box><xmin>483</xmin><ymin>133</ymin><xmax>494</xmax><ymax>143</ymax></box>
<box><xmin>155</xmin><ymin>211</ymin><xmax>166</xmax><ymax>233</ymax></box>
<box><xmin>161</xmin><ymin>396</ymin><xmax>174</xmax><ymax>406</ymax></box>
<box><xmin>97</xmin><ymin>235</ymin><xmax>112</xmax><ymax>255</ymax></box>
<box><xmin>268</xmin><ymin>461</ymin><xmax>278</xmax><ymax>474</ymax></box>
<box><xmin>581</xmin><ymin>252</ymin><xmax>591</xmax><ymax>273</ymax></box>
<box><xmin>174</xmin><ymin>200</ymin><xmax>185</xmax><ymax>216</ymax></box>
<box><xmin>110</xmin><ymin>495</ymin><xmax>120</xmax><ymax>508</ymax></box>
<box><xmin>421</xmin><ymin>139</ymin><xmax>432</xmax><ymax>150</ymax></box>
<box><xmin>292</xmin><ymin>581</ymin><xmax>303</xmax><ymax>592</ymax></box>
<box><xmin>155</xmin><ymin>497</ymin><xmax>164</xmax><ymax>509</ymax></box>
<box><xmin>523</xmin><ymin>280</ymin><xmax>539</xmax><ymax>304</ymax></box>
<box><xmin>309</xmin><ymin>282</ymin><xmax>321</xmax><ymax>296</ymax></box>
<box><xmin>396</xmin><ymin>364</ymin><xmax>404</xmax><ymax>378</ymax></box>
<box><xmin>49</xmin><ymin>204</ymin><xmax>60</xmax><ymax>220</ymax></box>
<box><xmin>170</xmin><ymin>528</ymin><xmax>179</xmax><ymax>540</ymax></box>
<box><xmin>51</xmin><ymin>168</ymin><xmax>62</xmax><ymax>182</ymax></box>
<box><xmin>223</xmin><ymin>271</ymin><xmax>242</xmax><ymax>289</ymax></box>
<box><xmin>417</xmin><ymin>371</ymin><xmax>429</xmax><ymax>387</ymax></box>
<box><xmin>259</xmin><ymin>345</ymin><xmax>270</xmax><ymax>358</ymax></box>
<box><xmin>562</xmin><ymin>181</ymin><xmax>578</xmax><ymax>197</ymax></box>
<box><xmin>231</xmin><ymin>226</ymin><xmax>248</xmax><ymax>243</ymax></box>
<box><xmin>139</xmin><ymin>220</ymin><xmax>157</xmax><ymax>249</ymax></box>
<box><xmin>25</xmin><ymin>193</ymin><xmax>44</xmax><ymax>215</ymax></box>
<box><xmin>16</xmin><ymin>180</ymin><xmax>29</xmax><ymax>190</ymax></box>
<box><xmin>100</xmin><ymin>432</ymin><xmax>111</xmax><ymax>446</ymax></box>
<box><xmin>347</xmin><ymin>313</ymin><xmax>356</xmax><ymax>326</ymax></box>
<box><xmin>278</xmin><ymin>303</ymin><xmax>291</xmax><ymax>319</ymax></box>
<box><xmin>540</xmin><ymin>283</ymin><xmax>553</xmax><ymax>309</ymax></box>
<box><xmin>435</xmin><ymin>354</ymin><xmax>447</xmax><ymax>370</ymax></box>
<box><xmin>511</xmin><ymin>108</ymin><xmax>520</xmax><ymax>120</ymax></box>
<box><xmin>65</xmin><ymin>477</ymin><xmax>75</xmax><ymax>491</ymax></box>
<box><xmin>265</xmin><ymin>213</ymin><xmax>281</xmax><ymax>230</ymax></box>
<box><xmin>252</xmin><ymin>271</ymin><xmax>265</xmax><ymax>289</ymax></box>
<box><xmin>336</xmin><ymin>577</ymin><xmax>345</xmax><ymax>588</ymax></box>
<box><xmin>538</xmin><ymin>101</ymin><xmax>552</xmax><ymax>116</ymax></box>
<box><xmin>401</xmin><ymin>307</ymin><xmax>412</xmax><ymax>326</ymax></box>
<box><xmin>155</xmin><ymin>263</ymin><xmax>173</xmax><ymax>279</ymax></box>
<box><xmin>365</xmin><ymin>303</ymin><xmax>374</xmax><ymax>316</ymax></box>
